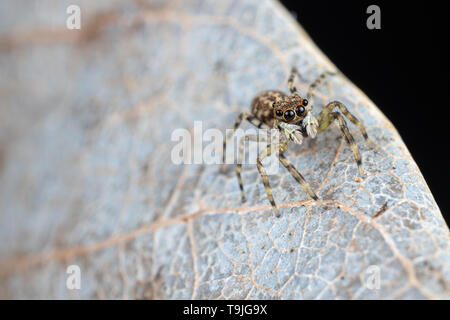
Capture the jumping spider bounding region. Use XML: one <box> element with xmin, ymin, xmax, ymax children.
<box><xmin>222</xmin><ymin>67</ymin><xmax>370</xmax><ymax>217</ymax></box>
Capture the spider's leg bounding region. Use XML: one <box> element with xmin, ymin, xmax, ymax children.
<box><xmin>329</xmin><ymin>101</ymin><xmax>370</xmax><ymax>146</ymax></box>
<box><xmin>236</xmin><ymin>134</ymin><xmax>266</xmax><ymax>202</ymax></box>
<box><xmin>278</xmin><ymin>153</ymin><xmax>319</xmax><ymax>201</ymax></box>
<box><xmin>288</xmin><ymin>66</ymin><xmax>302</xmax><ymax>94</ymax></box>
<box><xmin>317</xmin><ymin>108</ymin><xmax>364</xmax><ymax>176</ymax></box>
<box><xmin>221</xmin><ymin>112</ymin><xmax>268</xmax><ymax>172</ymax></box>
<box><xmin>256</xmin><ymin>144</ymin><xmax>280</xmax><ymax>217</ymax></box>
<box><xmin>307</xmin><ymin>70</ymin><xmax>337</xmax><ymax>107</ymax></box>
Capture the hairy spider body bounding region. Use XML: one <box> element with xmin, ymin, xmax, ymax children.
<box><xmin>222</xmin><ymin>67</ymin><xmax>370</xmax><ymax>217</ymax></box>
<box><xmin>250</xmin><ymin>90</ymin><xmax>287</xmax><ymax>127</ymax></box>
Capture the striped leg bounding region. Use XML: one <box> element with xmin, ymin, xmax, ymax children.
<box><xmin>307</xmin><ymin>70</ymin><xmax>337</xmax><ymax>107</ymax></box>
<box><xmin>278</xmin><ymin>153</ymin><xmax>319</xmax><ymax>201</ymax></box>
<box><xmin>221</xmin><ymin>112</ymin><xmax>269</xmax><ymax>172</ymax></box>
<box><xmin>256</xmin><ymin>145</ymin><xmax>280</xmax><ymax>217</ymax></box>
<box><xmin>236</xmin><ymin>134</ymin><xmax>267</xmax><ymax>202</ymax></box>
<box><xmin>318</xmin><ymin>101</ymin><xmax>370</xmax><ymax>146</ymax></box>
<box><xmin>329</xmin><ymin>101</ymin><xmax>370</xmax><ymax>146</ymax></box>
<box><xmin>288</xmin><ymin>66</ymin><xmax>303</xmax><ymax>94</ymax></box>
<box><xmin>318</xmin><ymin>109</ymin><xmax>365</xmax><ymax>176</ymax></box>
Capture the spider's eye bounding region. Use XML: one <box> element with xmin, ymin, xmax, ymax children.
<box><xmin>284</xmin><ymin>110</ymin><xmax>295</xmax><ymax>121</ymax></box>
<box><xmin>296</xmin><ymin>105</ymin><xmax>306</xmax><ymax>117</ymax></box>
<box><xmin>275</xmin><ymin>109</ymin><xmax>283</xmax><ymax>117</ymax></box>
<box><xmin>302</xmin><ymin>99</ymin><xmax>308</xmax><ymax>106</ymax></box>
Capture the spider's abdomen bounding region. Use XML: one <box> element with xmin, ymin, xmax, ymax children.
<box><xmin>251</xmin><ymin>90</ymin><xmax>286</xmax><ymax>127</ymax></box>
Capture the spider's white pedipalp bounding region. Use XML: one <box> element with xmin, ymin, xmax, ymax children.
<box><xmin>303</xmin><ymin>112</ymin><xmax>319</xmax><ymax>139</ymax></box>
<box><xmin>278</xmin><ymin>122</ymin><xmax>303</xmax><ymax>145</ymax></box>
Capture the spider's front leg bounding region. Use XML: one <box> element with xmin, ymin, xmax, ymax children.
<box><xmin>278</xmin><ymin>153</ymin><xmax>319</xmax><ymax>202</ymax></box>
<box><xmin>304</xmin><ymin>70</ymin><xmax>338</xmax><ymax>138</ymax></box>
<box><xmin>317</xmin><ymin>101</ymin><xmax>370</xmax><ymax>176</ymax></box>
<box><xmin>235</xmin><ymin>133</ymin><xmax>267</xmax><ymax>202</ymax></box>
<box><xmin>256</xmin><ymin>134</ymin><xmax>319</xmax><ymax>218</ymax></box>
<box><xmin>256</xmin><ymin>144</ymin><xmax>280</xmax><ymax>217</ymax></box>
<box><xmin>221</xmin><ymin>112</ymin><xmax>269</xmax><ymax>173</ymax></box>
<box><xmin>287</xmin><ymin>66</ymin><xmax>305</xmax><ymax>94</ymax></box>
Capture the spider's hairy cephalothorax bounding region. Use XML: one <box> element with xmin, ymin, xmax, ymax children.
<box><xmin>221</xmin><ymin>67</ymin><xmax>371</xmax><ymax>217</ymax></box>
<box><xmin>250</xmin><ymin>90</ymin><xmax>312</xmax><ymax>141</ymax></box>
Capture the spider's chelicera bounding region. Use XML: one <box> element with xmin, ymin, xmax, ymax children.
<box><xmin>222</xmin><ymin>67</ymin><xmax>371</xmax><ymax>217</ymax></box>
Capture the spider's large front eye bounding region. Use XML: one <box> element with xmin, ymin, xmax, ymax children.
<box><xmin>284</xmin><ymin>110</ymin><xmax>295</xmax><ymax>121</ymax></box>
<box><xmin>275</xmin><ymin>109</ymin><xmax>283</xmax><ymax>117</ymax></box>
<box><xmin>296</xmin><ymin>105</ymin><xmax>306</xmax><ymax>117</ymax></box>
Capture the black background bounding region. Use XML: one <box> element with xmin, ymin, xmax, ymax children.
<box><xmin>280</xmin><ymin>1</ymin><xmax>449</xmax><ymax>222</ymax></box>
